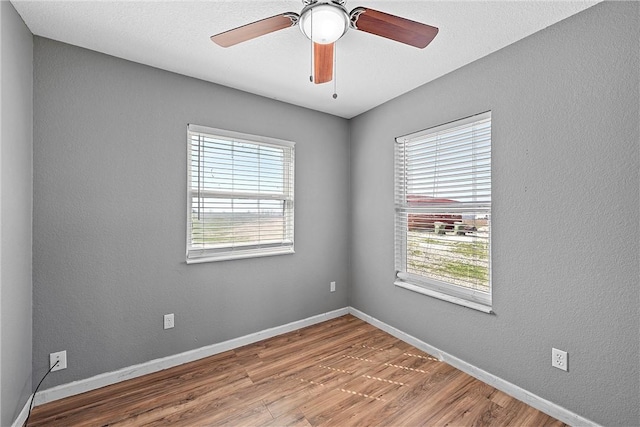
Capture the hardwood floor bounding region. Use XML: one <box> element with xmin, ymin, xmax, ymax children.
<box><xmin>28</xmin><ymin>315</ymin><xmax>566</xmax><ymax>426</ymax></box>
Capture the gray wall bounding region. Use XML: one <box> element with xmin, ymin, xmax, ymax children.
<box><xmin>350</xmin><ymin>2</ymin><xmax>639</xmax><ymax>426</ymax></box>
<box><xmin>0</xmin><ymin>1</ymin><xmax>34</xmax><ymax>425</ymax></box>
<box><xmin>32</xmin><ymin>38</ymin><xmax>350</xmax><ymax>388</ymax></box>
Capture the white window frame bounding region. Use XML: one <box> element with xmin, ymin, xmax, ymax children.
<box><xmin>186</xmin><ymin>124</ymin><xmax>295</xmax><ymax>264</ymax></box>
<box><xmin>394</xmin><ymin>112</ymin><xmax>492</xmax><ymax>313</ymax></box>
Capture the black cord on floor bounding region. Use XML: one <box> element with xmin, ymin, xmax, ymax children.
<box><xmin>23</xmin><ymin>360</ymin><xmax>58</xmax><ymax>427</ymax></box>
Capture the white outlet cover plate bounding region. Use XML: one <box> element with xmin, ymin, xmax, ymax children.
<box><xmin>552</xmin><ymin>348</ymin><xmax>568</xmax><ymax>371</ymax></box>
<box><xmin>50</xmin><ymin>350</ymin><xmax>67</xmax><ymax>371</ymax></box>
<box><xmin>164</xmin><ymin>313</ymin><xmax>175</xmax><ymax>329</ymax></box>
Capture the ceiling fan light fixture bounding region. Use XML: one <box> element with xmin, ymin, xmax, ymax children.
<box><xmin>300</xmin><ymin>3</ymin><xmax>349</xmax><ymax>44</ymax></box>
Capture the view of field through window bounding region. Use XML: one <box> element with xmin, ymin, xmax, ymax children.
<box><xmin>190</xmin><ymin>201</ymin><xmax>287</xmax><ymax>248</ymax></box>
<box><xmin>405</xmin><ymin>216</ymin><xmax>490</xmax><ymax>292</ymax></box>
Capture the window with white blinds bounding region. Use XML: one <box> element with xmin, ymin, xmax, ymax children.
<box><xmin>394</xmin><ymin>112</ymin><xmax>492</xmax><ymax>311</ymax></box>
<box><xmin>187</xmin><ymin>124</ymin><xmax>295</xmax><ymax>263</ymax></box>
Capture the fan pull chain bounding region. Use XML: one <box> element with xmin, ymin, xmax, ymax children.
<box><xmin>309</xmin><ymin>8</ymin><xmax>313</xmax><ymax>82</ymax></box>
<box><xmin>332</xmin><ymin>42</ymin><xmax>338</xmax><ymax>99</ymax></box>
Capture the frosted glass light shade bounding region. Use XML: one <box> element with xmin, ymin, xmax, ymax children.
<box><xmin>300</xmin><ymin>4</ymin><xmax>349</xmax><ymax>44</ymax></box>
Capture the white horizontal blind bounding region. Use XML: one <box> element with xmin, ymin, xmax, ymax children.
<box><xmin>187</xmin><ymin>125</ymin><xmax>294</xmax><ymax>263</ymax></box>
<box><xmin>395</xmin><ymin>112</ymin><xmax>491</xmax><ymax>306</ymax></box>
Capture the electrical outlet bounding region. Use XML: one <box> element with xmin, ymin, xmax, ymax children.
<box><xmin>164</xmin><ymin>313</ymin><xmax>175</xmax><ymax>330</ymax></box>
<box><xmin>330</xmin><ymin>281</ymin><xmax>336</xmax><ymax>292</ymax></box>
<box><xmin>552</xmin><ymin>348</ymin><xmax>568</xmax><ymax>371</ymax></box>
<box><xmin>50</xmin><ymin>350</ymin><xmax>67</xmax><ymax>371</ymax></box>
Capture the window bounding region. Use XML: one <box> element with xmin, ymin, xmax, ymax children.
<box><xmin>394</xmin><ymin>112</ymin><xmax>492</xmax><ymax>312</ymax></box>
<box><xmin>187</xmin><ymin>124</ymin><xmax>295</xmax><ymax>263</ymax></box>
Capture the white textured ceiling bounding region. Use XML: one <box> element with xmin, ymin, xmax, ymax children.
<box><xmin>11</xmin><ymin>0</ymin><xmax>599</xmax><ymax>118</ymax></box>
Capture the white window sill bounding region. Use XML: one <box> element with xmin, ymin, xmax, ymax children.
<box><xmin>187</xmin><ymin>248</ymin><xmax>295</xmax><ymax>264</ymax></box>
<box><xmin>394</xmin><ymin>280</ymin><xmax>494</xmax><ymax>314</ymax></box>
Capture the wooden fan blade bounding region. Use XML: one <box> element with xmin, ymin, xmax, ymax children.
<box><xmin>314</xmin><ymin>42</ymin><xmax>334</xmax><ymax>84</ymax></box>
<box><xmin>350</xmin><ymin>7</ymin><xmax>438</xmax><ymax>49</ymax></box>
<box><xmin>211</xmin><ymin>13</ymin><xmax>298</xmax><ymax>48</ymax></box>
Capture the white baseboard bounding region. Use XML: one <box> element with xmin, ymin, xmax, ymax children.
<box><xmin>347</xmin><ymin>307</ymin><xmax>599</xmax><ymax>427</ymax></box>
<box><xmin>18</xmin><ymin>306</ymin><xmax>597</xmax><ymax>427</ymax></box>
<box><xmin>12</xmin><ymin>395</ymin><xmax>33</xmax><ymax>427</ymax></box>
<box><xmin>30</xmin><ymin>307</ymin><xmax>349</xmax><ymax>408</ymax></box>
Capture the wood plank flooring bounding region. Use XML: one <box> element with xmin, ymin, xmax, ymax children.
<box><xmin>28</xmin><ymin>315</ymin><xmax>566</xmax><ymax>426</ymax></box>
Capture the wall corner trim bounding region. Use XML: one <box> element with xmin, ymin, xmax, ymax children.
<box><xmin>347</xmin><ymin>307</ymin><xmax>600</xmax><ymax>427</ymax></box>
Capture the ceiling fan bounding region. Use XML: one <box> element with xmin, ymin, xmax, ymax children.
<box><xmin>210</xmin><ymin>0</ymin><xmax>438</xmax><ymax>87</ymax></box>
